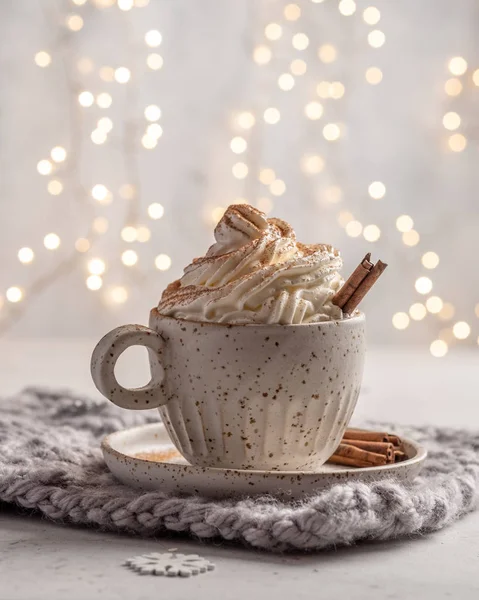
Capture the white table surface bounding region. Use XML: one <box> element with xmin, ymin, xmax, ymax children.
<box><xmin>1</xmin><ymin>339</ymin><xmax>478</xmax><ymax>600</ymax></box>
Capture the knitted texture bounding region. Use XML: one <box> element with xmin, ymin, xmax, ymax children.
<box><xmin>0</xmin><ymin>387</ymin><xmax>478</xmax><ymax>552</ymax></box>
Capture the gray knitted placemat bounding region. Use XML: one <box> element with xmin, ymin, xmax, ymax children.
<box><xmin>1</xmin><ymin>388</ymin><xmax>478</xmax><ymax>552</ymax></box>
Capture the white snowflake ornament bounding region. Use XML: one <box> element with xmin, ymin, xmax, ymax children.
<box><xmin>124</xmin><ymin>552</ymin><xmax>215</xmax><ymax>577</ymax></box>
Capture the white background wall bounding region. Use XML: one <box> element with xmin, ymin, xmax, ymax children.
<box><xmin>0</xmin><ymin>0</ymin><xmax>478</xmax><ymax>349</ymax></box>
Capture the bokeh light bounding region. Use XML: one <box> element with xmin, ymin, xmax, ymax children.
<box><xmin>392</xmin><ymin>312</ymin><xmax>409</xmax><ymax>330</ymax></box>
<box><xmin>44</xmin><ymin>233</ymin><xmax>60</xmax><ymax>250</ymax></box>
<box><xmin>426</xmin><ymin>296</ymin><xmax>443</xmax><ymax>314</ymax></box>
<box><xmin>365</xmin><ymin>67</ymin><xmax>383</xmax><ymax>84</ymax></box>
<box><xmin>18</xmin><ymin>248</ymin><xmax>34</xmax><ymax>264</ymax></box>
<box><xmin>363</xmin><ymin>224</ymin><xmax>381</xmax><ymax>242</ymax></box>
<box><xmin>409</xmin><ymin>303</ymin><xmax>427</xmax><ymax>321</ymax></box>
<box><xmin>368</xmin><ymin>181</ymin><xmax>386</xmax><ymax>199</ymax></box>
<box><xmin>396</xmin><ymin>215</ymin><xmax>414</xmax><ymax>232</ymax></box>
<box><xmin>121</xmin><ymin>250</ymin><xmax>138</xmax><ymax>266</ymax></box>
<box><xmin>155</xmin><ymin>254</ymin><xmax>172</xmax><ymax>271</ymax></box>
<box><xmin>430</xmin><ymin>340</ymin><xmax>448</xmax><ymax>358</ymax></box>
<box><xmin>452</xmin><ymin>321</ymin><xmax>470</xmax><ymax>340</ymax></box>
<box><xmin>148</xmin><ymin>203</ymin><xmax>164</xmax><ymax>219</ymax></box>
<box><xmin>448</xmin><ymin>56</ymin><xmax>467</xmax><ymax>76</ymax></box>
<box><xmin>422</xmin><ymin>252</ymin><xmax>440</xmax><ymax>269</ymax></box>
<box><xmin>415</xmin><ymin>277</ymin><xmax>433</xmax><ymax>295</ymax></box>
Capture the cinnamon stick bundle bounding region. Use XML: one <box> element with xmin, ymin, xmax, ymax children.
<box><xmin>328</xmin><ymin>429</ymin><xmax>405</xmax><ymax>468</ymax></box>
<box><xmin>332</xmin><ymin>254</ymin><xmax>387</xmax><ymax>314</ymax></box>
<box><xmin>332</xmin><ymin>253</ymin><xmax>373</xmax><ymax>309</ymax></box>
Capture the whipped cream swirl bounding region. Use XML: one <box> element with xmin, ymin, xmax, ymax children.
<box><xmin>158</xmin><ymin>204</ymin><xmax>344</xmax><ymax>324</ymax></box>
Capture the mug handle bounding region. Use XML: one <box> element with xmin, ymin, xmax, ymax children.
<box><xmin>91</xmin><ymin>324</ymin><xmax>168</xmax><ymax>410</ymax></box>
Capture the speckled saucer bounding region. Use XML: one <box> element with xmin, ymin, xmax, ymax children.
<box><xmin>102</xmin><ymin>423</ymin><xmax>427</xmax><ymax>500</ymax></box>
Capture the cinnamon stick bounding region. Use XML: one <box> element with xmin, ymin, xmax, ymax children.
<box><xmin>342</xmin><ymin>440</ymin><xmax>395</xmax><ymax>463</ymax></box>
<box><xmin>394</xmin><ymin>450</ymin><xmax>407</xmax><ymax>463</ymax></box>
<box><xmin>343</xmin><ymin>429</ymin><xmax>390</xmax><ymax>443</ymax></box>
<box><xmin>388</xmin><ymin>435</ymin><xmax>402</xmax><ymax>447</ymax></box>
<box><xmin>342</xmin><ymin>260</ymin><xmax>388</xmax><ymax>314</ymax></box>
<box><xmin>328</xmin><ymin>443</ymin><xmax>388</xmax><ymax>467</ymax></box>
<box><xmin>332</xmin><ymin>253</ymin><xmax>373</xmax><ymax>309</ymax></box>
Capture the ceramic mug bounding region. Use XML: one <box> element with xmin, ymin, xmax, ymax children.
<box><xmin>91</xmin><ymin>309</ymin><xmax>366</xmax><ymax>470</ymax></box>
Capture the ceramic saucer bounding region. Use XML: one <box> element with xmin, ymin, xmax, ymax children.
<box><xmin>102</xmin><ymin>423</ymin><xmax>427</xmax><ymax>500</ymax></box>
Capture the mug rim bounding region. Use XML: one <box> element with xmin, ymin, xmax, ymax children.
<box><xmin>150</xmin><ymin>307</ymin><xmax>364</xmax><ymax>328</ymax></box>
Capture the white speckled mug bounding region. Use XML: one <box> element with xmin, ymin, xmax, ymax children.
<box><xmin>91</xmin><ymin>309</ymin><xmax>366</xmax><ymax>470</ymax></box>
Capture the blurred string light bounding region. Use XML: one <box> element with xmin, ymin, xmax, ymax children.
<box><xmin>145</xmin><ymin>30</ymin><xmax>162</xmax><ymax>47</ymax></box>
<box><xmin>305</xmin><ymin>102</ymin><xmax>323</xmax><ymax>120</ymax></box>
<box><xmin>97</xmin><ymin>92</ymin><xmax>112</xmax><ymax>108</ymax></box>
<box><xmin>37</xmin><ymin>160</ymin><xmax>53</xmax><ymax>175</ymax></box>
<box><xmin>257</xmin><ymin>197</ymin><xmax>274</xmax><ymax>213</ymax></box>
<box><xmin>121</xmin><ymin>226</ymin><xmax>137</xmax><ymax>242</ymax></box>
<box><xmin>292</xmin><ymin>33</ymin><xmax>309</xmax><ymax>50</ymax></box>
<box><xmin>148</xmin><ymin>203</ymin><xmax>164</xmax><ymax>219</ymax></box>
<box><xmin>230</xmin><ymin>137</ymin><xmax>247</xmax><ymax>153</ymax></box>
<box><xmin>35</xmin><ymin>51</ymin><xmax>51</xmax><ymax>67</ymax></box>
<box><xmin>66</xmin><ymin>14</ymin><xmax>84</xmax><ymax>32</ymax></box>
<box><xmin>284</xmin><ymin>4</ymin><xmax>301</xmax><ymax>20</ymax></box>
<box><xmin>265</xmin><ymin>23</ymin><xmax>282</xmax><ymax>41</ymax></box>
<box><xmin>368</xmin><ymin>181</ymin><xmax>385</xmax><ymax>199</ymax></box>
<box><xmin>259</xmin><ymin>168</ymin><xmax>275</xmax><ymax>185</ymax></box>
<box><xmin>301</xmin><ymin>154</ymin><xmax>324</xmax><ymax>174</ymax></box>
<box><xmin>415</xmin><ymin>277</ymin><xmax>433</xmax><ymax>295</ymax></box>
<box><xmin>444</xmin><ymin>78</ymin><xmax>462</xmax><ymax>96</ymax></box>
<box><xmin>147</xmin><ymin>53</ymin><xmax>163</xmax><ymax>70</ymax></box>
<box><xmin>18</xmin><ymin>248</ymin><xmax>34</xmax><ymax>264</ymax></box>
<box><xmin>263</xmin><ymin>107</ymin><xmax>280</xmax><ymax>124</ymax></box>
<box><xmin>365</xmin><ymin>67</ymin><xmax>382</xmax><ymax>85</ymax></box>
<box><xmin>345</xmin><ymin>220</ymin><xmax>362</xmax><ymax>237</ymax></box>
<box><xmin>290</xmin><ymin>59</ymin><xmax>307</xmax><ymax>75</ymax></box>
<box><xmin>422</xmin><ymin>251</ymin><xmax>439</xmax><ymax>269</ymax></box>
<box><xmin>6</xmin><ymin>287</ymin><xmax>23</xmax><ymax>303</ymax></box>
<box><xmin>323</xmin><ymin>123</ymin><xmax>341</xmax><ymax>140</ymax></box>
<box><xmin>363</xmin><ymin>7</ymin><xmax>380</xmax><ymax>25</ymax></box>
<box><xmin>453</xmin><ymin>321</ymin><xmax>470</xmax><ymax>340</ymax></box>
<box><xmin>409</xmin><ymin>303</ymin><xmax>427</xmax><ymax>321</ymax></box>
<box><xmin>114</xmin><ymin>67</ymin><xmax>131</xmax><ymax>83</ymax></box>
<box><xmin>44</xmin><ymin>233</ymin><xmax>61</xmax><ymax>250</ymax></box>
<box><xmin>426</xmin><ymin>296</ymin><xmax>443</xmax><ymax>314</ymax></box>
<box><xmin>430</xmin><ymin>339</ymin><xmax>448</xmax><ymax>358</ymax></box>
<box><xmin>278</xmin><ymin>73</ymin><xmax>295</xmax><ymax>91</ymax></box>
<box><xmin>236</xmin><ymin>112</ymin><xmax>255</xmax><ymax>129</ymax></box>
<box><xmin>368</xmin><ymin>30</ymin><xmax>385</xmax><ymax>48</ymax></box>
<box><xmin>121</xmin><ymin>250</ymin><xmax>138</xmax><ymax>266</ymax></box>
<box><xmin>97</xmin><ymin>67</ymin><xmax>113</xmax><ymax>83</ymax></box>
<box><xmin>338</xmin><ymin>0</ymin><xmax>356</xmax><ymax>16</ymax></box>
<box><xmin>253</xmin><ymin>45</ymin><xmax>272</xmax><ymax>65</ymax></box>
<box><xmin>86</xmin><ymin>275</ymin><xmax>103</xmax><ymax>290</ymax></box>
<box><xmin>448</xmin><ymin>56</ymin><xmax>467</xmax><ymax>76</ymax></box>
<box><xmin>392</xmin><ymin>312</ymin><xmax>409</xmax><ymax>330</ymax></box>
<box><xmin>363</xmin><ymin>224</ymin><xmax>381</xmax><ymax>242</ymax></box>
<box><xmin>48</xmin><ymin>180</ymin><xmax>63</xmax><ymax>195</ymax></box>
<box><xmin>402</xmin><ymin>230</ymin><xmax>420</xmax><ymax>247</ymax></box>
<box><xmin>77</xmin><ymin>58</ymin><xmax>94</xmax><ymax>74</ymax></box>
<box><xmin>107</xmin><ymin>286</ymin><xmax>128</xmax><ymax>304</ymax></box>
<box><xmin>93</xmin><ymin>217</ymin><xmax>109</xmax><ymax>233</ymax></box>
<box><xmin>232</xmin><ymin>162</ymin><xmax>248</xmax><ymax>179</ymax></box>
<box><xmin>318</xmin><ymin>44</ymin><xmax>337</xmax><ymax>63</ymax></box>
<box><xmin>155</xmin><ymin>254</ymin><xmax>172</xmax><ymax>271</ymax></box>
